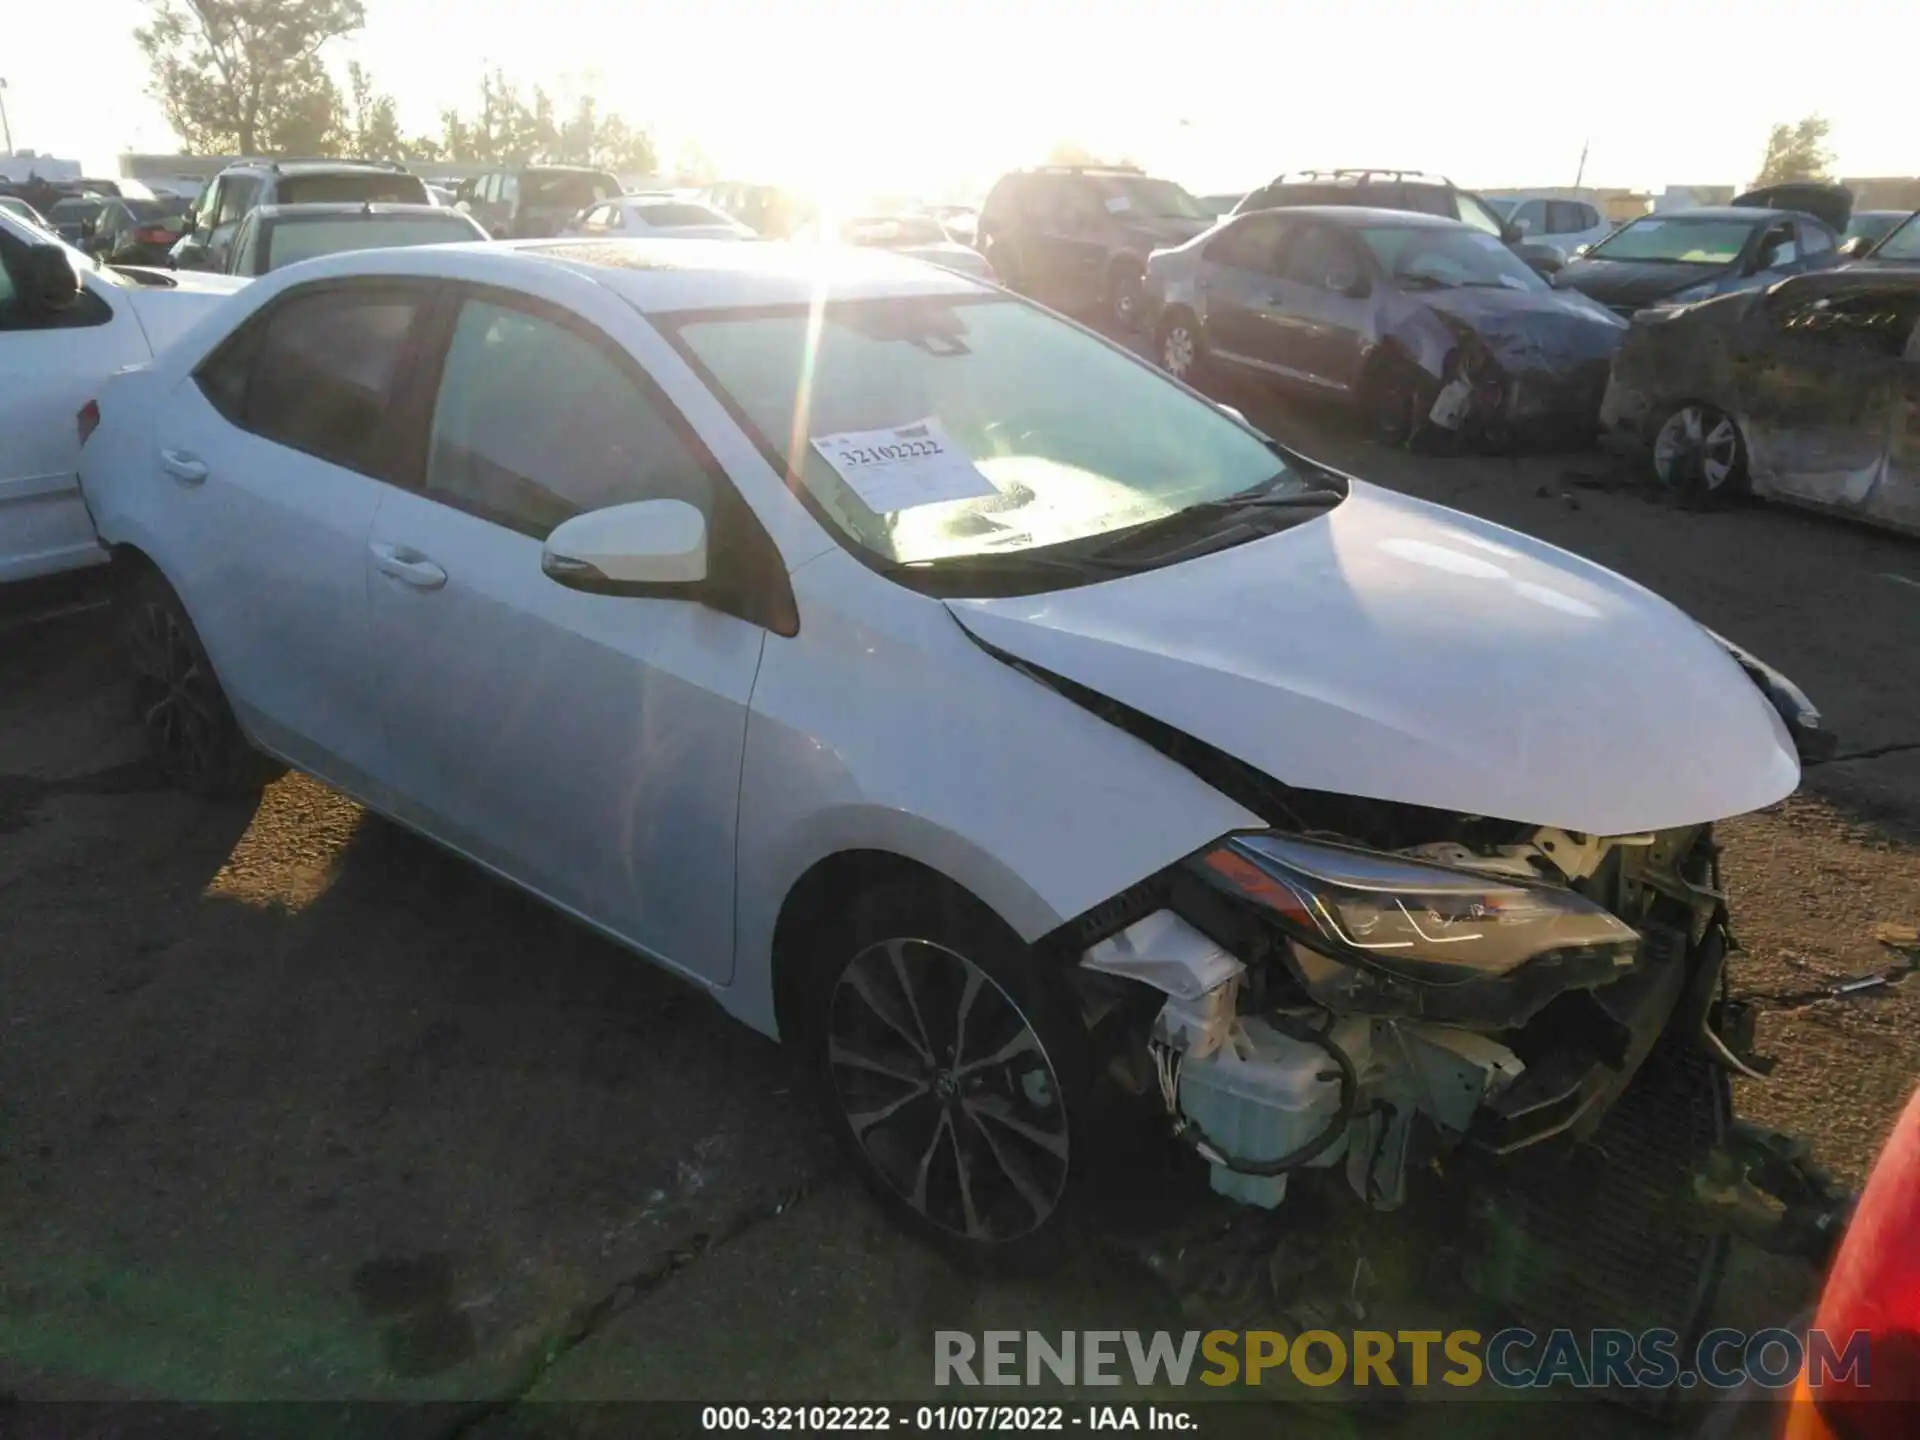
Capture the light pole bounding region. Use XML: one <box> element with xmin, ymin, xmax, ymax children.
<box><xmin>0</xmin><ymin>78</ymin><xmax>13</xmax><ymax>156</ymax></box>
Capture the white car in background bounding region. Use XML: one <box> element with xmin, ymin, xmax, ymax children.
<box><xmin>77</xmin><ymin>238</ymin><xmax>1818</xmax><ymax>1265</ymax></box>
<box><xmin>794</xmin><ymin>212</ymin><xmax>993</xmax><ymax>280</ymax></box>
<box><xmin>561</xmin><ymin>195</ymin><xmax>757</xmax><ymax>240</ymax></box>
<box><xmin>1486</xmin><ymin>194</ymin><xmax>1617</xmax><ymax>261</ymax></box>
<box><xmin>0</xmin><ymin>209</ymin><xmax>246</xmax><ymax>584</ymax></box>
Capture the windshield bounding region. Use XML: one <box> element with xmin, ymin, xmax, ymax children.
<box><xmin>1100</xmin><ymin>176</ymin><xmax>1211</xmax><ymax>221</ymax></box>
<box><xmin>278</xmin><ymin>172</ymin><xmax>430</xmax><ymax>205</ymax></box>
<box><xmin>1843</xmin><ymin>213</ymin><xmax>1904</xmax><ymax>245</ymax></box>
<box><xmin>1588</xmin><ymin>215</ymin><xmax>1756</xmax><ymax>264</ymax></box>
<box><xmin>126</xmin><ymin>198</ymin><xmax>183</xmax><ymax>221</ymax></box>
<box><xmin>1868</xmin><ymin>213</ymin><xmax>1920</xmax><ymax>259</ymax></box>
<box><xmin>265</xmin><ymin>215</ymin><xmax>481</xmax><ymax>270</ymax></box>
<box><xmin>526</xmin><ymin>171</ymin><xmax>620</xmax><ymax>207</ymax></box>
<box><xmin>1362</xmin><ymin>226</ymin><xmax>1548</xmax><ymax>292</ymax></box>
<box><xmin>663</xmin><ymin>295</ymin><xmax>1310</xmax><ymax>569</ymax></box>
<box><xmin>49</xmin><ymin>197</ymin><xmax>105</xmax><ymax>220</ymax></box>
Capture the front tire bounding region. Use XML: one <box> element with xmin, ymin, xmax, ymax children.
<box><xmin>1360</xmin><ymin>349</ymin><xmax>1431</xmax><ymax>448</ymax></box>
<box><xmin>796</xmin><ymin>879</ymin><xmax>1094</xmax><ymax>1266</ymax></box>
<box><xmin>120</xmin><ymin>564</ymin><xmax>280</xmax><ymax>799</ymax></box>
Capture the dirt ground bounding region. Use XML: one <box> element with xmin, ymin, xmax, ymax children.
<box><xmin>2</xmin><ymin>386</ymin><xmax>1917</xmax><ymax>1436</ymax></box>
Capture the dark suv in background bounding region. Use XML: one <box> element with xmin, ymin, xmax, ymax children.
<box><xmin>1233</xmin><ymin>169</ymin><xmax>1565</xmax><ymax>274</ymax></box>
<box><xmin>452</xmin><ymin>165</ymin><xmax>622</xmax><ymax>239</ymax></box>
<box><xmin>977</xmin><ymin>165</ymin><xmax>1216</xmax><ymax>328</ymax></box>
<box><xmin>171</xmin><ymin>159</ymin><xmax>431</xmax><ymax>271</ymax></box>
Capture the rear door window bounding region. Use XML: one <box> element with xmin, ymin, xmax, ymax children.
<box><xmin>1204</xmin><ymin>213</ymin><xmax>1290</xmax><ymax>272</ymax></box>
<box><xmin>227</xmin><ymin>284</ymin><xmax>430</xmax><ymax>474</ymax></box>
<box><xmin>214</xmin><ymin>177</ymin><xmax>260</xmax><ymax>228</ymax></box>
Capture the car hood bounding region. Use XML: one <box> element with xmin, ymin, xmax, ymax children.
<box><xmin>1555</xmin><ymin>258</ymin><xmax>1728</xmax><ymax>308</ymax></box>
<box><xmin>945</xmin><ymin>479</ymin><xmax>1799</xmax><ymax>835</ymax></box>
<box><xmin>1419</xmin><ymin>285</ymin><xmax>1628</xmax><ymax>370</ymax></box>
<box><xmin>122</xmin><ymin>273</ymin><xmax>250</xmax><ymax>351</ymax></box>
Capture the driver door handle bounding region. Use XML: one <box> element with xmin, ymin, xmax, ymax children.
<box><xmin>369</xmin><ymin>542</ymin><xmax>447</xmax><ymax>591</ymax></box>
<box><xmin>160</xmin><ymin>449</ymin><xmax>207</xmax><ymax>485</ymax></box>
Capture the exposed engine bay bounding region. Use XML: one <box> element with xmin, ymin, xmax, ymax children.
<box><xmin>1070</xmin><ymin>811</ymin><xmax>1729</xmax><ymax>1215</ymax></box>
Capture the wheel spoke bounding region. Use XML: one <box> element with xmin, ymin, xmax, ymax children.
<box><xmin>948</xmin><ymin>1118</ymin><xmax>986</xmax><ymax>1239</ymax></box>
<box><xmin>829</xmin><ymin>1038</ymin><xmax>925</xmax><ymax>1087</ymax></box>
<box><xmin>846</xmin><ymin>1079</ymin><xmax>932</xmax><ymax>1140</ymax></box>
<box><xmin>964</xmin><ymin>1094</ymin><xmax>1069</xmax><ymax>1160</ymax></box>
<box><xmin>955</xmin><ymin>1023</ymin><xmax>1040</xmax><ymax>1078</ymax></box>
<box><xmin>841</xmin><ymin>957</ymin><xmax>935</xmax><ymax>1065</ymax></box>
<box><xmin>951</xmin><ymin>964</ymin><xmax>986</xmax><ymax>1069</ymax></box>
<box><xmin>907</xmin><ymin>1108</ymin><xmax>953</xmax><ymax>1212</ymax></box>
<box><xmin>960</xmin><ymin>1101</ymin><xmax>1055</xmax><ymax>1219</ymax></box>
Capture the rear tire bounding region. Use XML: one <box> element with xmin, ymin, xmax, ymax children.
<box><xmin>1108</xmin><ymin>261</ymin><xmax>1146</xmax><ymax>332</ymax></box>
<box><xmin>793</xmin><ymin>878</ymin><xmax>1097</xmax><ymax>1268</ymax></box>
<box><xmin>1651</xmin><ymin>403</ymin><xmax>1748</xmax><ymax>498</ymax></box>
<box><xmin>119</xmin><ymin>564</ymin><xmax>280</xmax><ymax>800</ymax></box>
<box><xmin>985</xmin><ymin>234</ymin><xmax>1025</xmax><ymax>293</ymax></box>
<box><xmin>1157</xmin><ymin>308</ymin><xmax>1209</xmax><ymax>389</ymax></box>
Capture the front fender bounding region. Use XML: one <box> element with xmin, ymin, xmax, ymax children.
<box><xmin>724</xmin><ymin>549</ymin><xmax>1259</xmax><ymax>1038</ymax></box>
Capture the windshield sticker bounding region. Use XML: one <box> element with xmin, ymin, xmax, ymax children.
<box><xmin>1104</xmin><ymin>196</ymin><xmax>1132</xmax><ymax>214</ymax></box>
<box><xmin>811</xmin><ymin>418</ymin><xmax>999</xmax><ymax>514</ymax></box>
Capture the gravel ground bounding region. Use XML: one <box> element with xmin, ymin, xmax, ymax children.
<box><xmin>2</xmin><ymin>386</ymin><xmax>1916</xmax><ymax>1435</ymax></box>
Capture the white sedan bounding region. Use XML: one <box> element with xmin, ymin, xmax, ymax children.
<box><xmin>561</xmin><ymin>195</ymin><xmax>756</xmax><ymax>241</ymax></box>
<box><xmin>0</xmin><ymin>208</ymin><xmax>246</xmax><ymax>584</ymax></box>
<box><xmin>78</xmin><ymin>238</ymin><xmax>1817</xmax><ymax>1261</ymax></box>
<box><xmin>794</xmin><ymin>212</ymin><xmax>994</xmax><ymax>280</ymax></box>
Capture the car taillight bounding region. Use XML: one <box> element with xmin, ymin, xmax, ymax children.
<box><xmin>1785</xmin><ymin>1085</ymin><xmax>1920</xmax><ymax>1440</ymax></box>
<box><xmin>77</xmin><ymin>399</ymin><xmax>100</xmax><ymax>447</ymax></box>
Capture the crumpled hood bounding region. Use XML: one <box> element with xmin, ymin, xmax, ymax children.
<box><xmin>1421</xmin><ymin>286</ymin><xmax>1628</xmax><ymax>371</ymax></box>
<box><xmin>946</xmin><ymin>480</ymin><xmax>1800</xmax><ymax>836</ymax></box>
<box><xmin>1556</xmin><ymin>257</ymin><xmax>1725</xmax><ymax>308</ymax></box>
<box><xmin>122</xmin><ymin>273</ymin><xmax>250</xmax><ymax>352</ymax></box>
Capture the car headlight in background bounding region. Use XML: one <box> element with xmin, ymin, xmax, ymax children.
<box><xmin>1192</xmin><ymin>833</ymin><xmax>1639</xmax><ymax>1001</ymax></box>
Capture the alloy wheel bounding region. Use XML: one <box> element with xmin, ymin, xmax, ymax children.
<box><xmin>126</xmin><ymin>599</ymin><xmax>225</xmax><ymax>780</ymax></box>
<box><xmin>1162</xmin><ymin>323</ymin><xmax>1196</xmax><ymax>380</ymax></box>
<box><xmin>1653</xmin><ymin>405</ymin><xmax>1741</xmax><ymax>493</ymax></box>
<box><xmin>827</xmin><ymin>936</ymin><xmax>1070</xmax><ymax>1244</ymax></box>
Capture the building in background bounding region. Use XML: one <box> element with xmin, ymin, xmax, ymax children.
<box><xmin>2</xmin><ymin>151</ymin><xmax>81</xmax><ymax>184</ymax></box>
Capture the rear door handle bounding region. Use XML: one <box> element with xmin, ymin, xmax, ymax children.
<box><xmin>160</xmin><ymin>449</ymin><xmax>207</xmax><ymax>485</ymax></box>
<box><xmin>369</xmin><ymin>542</ymin><xmax>447</xmax><ymax>591</ymax></box>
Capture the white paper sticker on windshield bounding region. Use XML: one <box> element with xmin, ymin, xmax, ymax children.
<box><xmin>1104</xmin><ymin>196</ymin><xmax>1132</xmax><ymax>214</ymax></box>
<box><xmin>810</xmin><ymin>418</ymin><xmax>999</xmax><ymax>514</ymax></box>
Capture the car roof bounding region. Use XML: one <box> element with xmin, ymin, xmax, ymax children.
<box><xmin>228</xmin><ymin>160</ymin><xmax>409</xmax><ymax>176</ymax></box>
<box><xmin>237</xmin><ymin>237</ymin><xmax>984</xmax><ymax>311</ymax></box>
<box><xmin>1247</xmin><ymin>204</ymin><xmax>1463</xmax><ymax>230</ymax></box>
<box><xmin>252</xmin><ymin>202</ymin><xmax>466</xmax><ymax>221</ymax></box>
<box><xmin>1631</xmin><ymin>206</ymin><xmax>1784</xmax><ymax>223</ymax></box>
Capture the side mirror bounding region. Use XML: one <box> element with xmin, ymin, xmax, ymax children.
<box><xmin>1328</xmin><ymin>270</ymin><xmax>1369</xmax><ymax>298</ymax></box>
<box><xmin>1500</xmin><ymin>222</ymin><xmax>1524</xmax><ymax>246</ymax></box>
<box><xmin>1837</xmin><ymin>235</ymin><xmax>1872</xmax><ymax>260</ymax></box>
<box><xmin>14</xmin><ymin>243</ymin><xmax>81</xmax><ymax>314</ymax></box>
<box><xmin>1515</xmin><ymin>241</ymin><xmax>1565</xmax><ymax>277</ymax></box>
<box><xmin>542</xmin><ymin>499</ymin><xmax>708</xmax><ymax>594</ymax></box>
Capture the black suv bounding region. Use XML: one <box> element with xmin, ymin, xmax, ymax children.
<box><xmin>977</xmin><ymin>166</ymin><xmax>1215</xmax><ymax>328</ymax></box>
<box><xmin>170</xmin><ymin>159</ymin><xmax>431</xmax><ymax>271</ymax></box>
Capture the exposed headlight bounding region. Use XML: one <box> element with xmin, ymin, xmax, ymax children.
<box><xmin>1192</xmin><ymin>834</ymin><xmax>1638</xmax><ymax>998</ymax></box>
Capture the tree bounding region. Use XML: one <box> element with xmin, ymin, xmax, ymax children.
<box><xmin>136</xmin><ymin>0</ymin><xmax>367</xmax><ymax>155</ymax></box>
<box><xmin>345</xmin><ymin>60</ymin><xmax>404</xmax><ymax>162</ymax></box>
<box><xmin>1754</xmin><ymin>116</ymin><xmax>1835</xmax><ymax>188</ymax></box>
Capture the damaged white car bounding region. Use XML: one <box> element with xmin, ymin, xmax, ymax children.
<box><xmin>76</xmin><ymin>240</ymin><xmax>1828</xmax><ymax>1267</ymax></box>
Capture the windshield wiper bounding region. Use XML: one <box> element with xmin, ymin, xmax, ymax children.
<box><xmin>1077</xmin><ymin>478</ymin><xmax>1344</xmax><ymax>561</ymax></box>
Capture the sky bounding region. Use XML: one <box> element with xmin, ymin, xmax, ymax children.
<box><xmin>6</xmin><ymin>0</ymin><xmax>1916</xmax><ymax>199</ymax></box>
